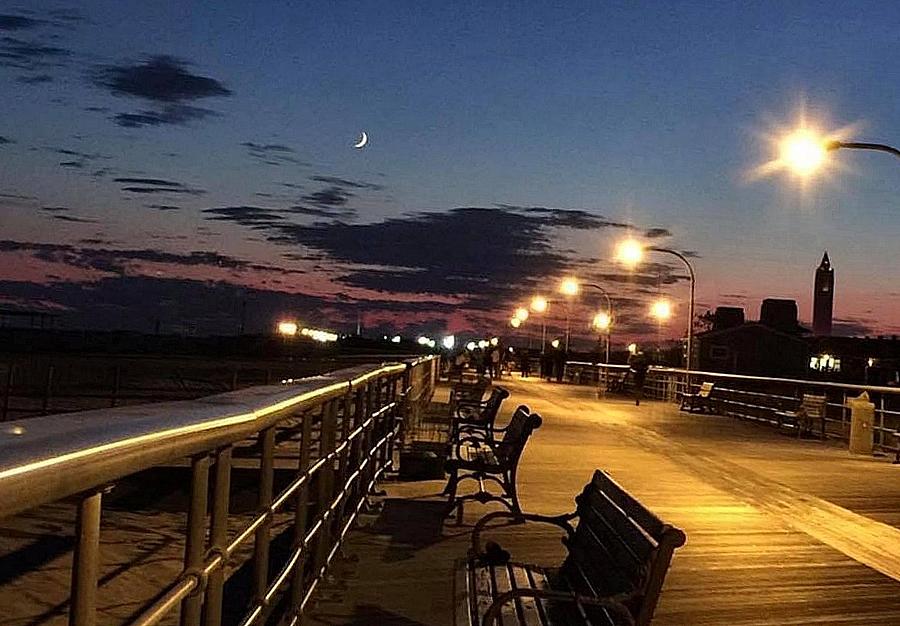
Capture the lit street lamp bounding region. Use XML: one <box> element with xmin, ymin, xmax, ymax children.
<box><xmin>530</xmin><ymin>295</ymin><xmax>552</xmax><ymax>353</ymax></box>
<box><xmin>559</xmin><ymin>278</ymin><xmax>580</xmax><ymax>352</ymax></box>
<box><xmin>617</xmin><ymin>239</ymin><xmax>696</xmax><ymax>372</ymax></box>
<box><xmin>779</xmin><ymin>129</ymin><xmax>900</xmax><ymax>177</ymax></box>
<box><xmin>514</xmin><ymin>307</ymin><xmax>530</xmax><ymax>322</ymax></box>
<box><xmin>592</xmin><ymin>310</ymin><xmax>612</xmax><ymax>363</ymax></box>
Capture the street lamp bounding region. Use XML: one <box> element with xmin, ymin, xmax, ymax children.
<box><xmin>514</xmin><ymin>307</ymin><xmax>530</xmax><ymax>322</ymax></box>
<box><xmin>510</xmin><ymin>317</ymin><xmax>522</xmax><ymax>329</ymax></box>
<box><xmin>592</xmin><ymin>311</ymin><xmax>612</xmax><ymax>363</ymax></box>
<box><xmin>530</xmin><ymin>295</ymin><xmax>552</xmax><ymax>353</ymax></box>
<box><xmin>778</xmin><ymin>128</ymin><xmax>900</xmax><ymax>177</ymax></box>
<box><xmin>616</xmin><ymin>238</ymin><xmax>696</xmax><ymax>372</ymax></box>
<box><xmin>650</xmin><ymin>299</ymin><xmax>672</xmax><ymax>320</ymax></box>
<box><xmin>559</xmin><ymin>278</ymin><xmax>581</xmax><ymax>352</ymax></box>
<box><xmin>277</xmin><ymin>320</ymin><xmax>298</xmax><ymax>337</ymax></box>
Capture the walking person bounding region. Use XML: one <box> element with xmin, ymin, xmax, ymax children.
<box><xmin>628</xmin><ymin>350</ymin><xmax>649</xmax><ymax>406</ymax></box>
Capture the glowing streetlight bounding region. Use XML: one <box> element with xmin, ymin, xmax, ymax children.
<box><xmin>780</xmin><ymin>129</ymin><xmax>828</xmax><ymax>176</ymax></box>
<box><xmin>466</xmin><ymin>341</ymin><xmax>476</xmax><ymax>351</ymax></box>
<box><xmin>514</xmin><ymin>307</ymin><xmax>530</xmax><ymax>322</ymax></box>
<box><xmin>510</xmin><ymin>317</ymin><xmax>522</xmax><ymax>329</ymax></box>
<box><xmin>615</xmin><ymin>239</ymin><xmax>644</xmax><ymax>268</ymax></box>
<box><xmin>650</xmin><ymin>299</ymin><xmax>673</xmax><ymax>321</ymax></box>
<box><xmin>550</xmin><ymin>338</ymin><xmax>560</xmax><ymax>349</ymax></box>
<box><xmin>490</xmin><ymin>337</ymin><xmax>500</xmax><ymax>346</ymax></box>
<box><xmin>559</xmin><ymin>278</ymin><xmax>580</xmax><ymax>297</ymax></box>
<box><xmin>627</xmin><ymin>343</ymin><xmax>638</xmax><ymax>355</ymax></box>
<box><xmin>530</xmin><ymin>296</ymin><xmax>548</xmax><ymax>313</ymax></box>
<box><xmin>276</xmin><ymin>320</ymin><xmax>298</xmax><ymax>337</ymax></box>
<box><xmin>592</xmin><ymin>311</ymin><xmax>611</xmax><ymax>330</ymax></box>
<box><xmin>442</xmin><ymin>335</ymin><xmax>455</xmax><ymax>350</ymax></box>
<box><xmin>616</xmin><ymin>238</ymin><xmax>696</xmax><ymax>373</ymax></box>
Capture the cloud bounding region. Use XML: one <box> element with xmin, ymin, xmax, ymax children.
<box><xmin>203</xmin><ymin>206</ymin><xmax>286</xmax><ymax>227</ymax></box>
<box><xmin>114</xmin><ymin>176</ymin><xmax>205</xmax><ymax>195</ymax></box>
<box><xmin>309</xmin><ymin>175</ymin><xmax>383</xmax><ymax>191</ymax></box>
<box><xmin>17</xmin><ymin>73</ymin><xmax>52</xmax><ymax>83</ymax></box>
<box><xmin>145</xmin><ymin>204</ymin><xmax>182</xmax><ymax>211</ymax></box>
<box><xmin>832</xmin><ymin>317</ymin><xmax>876</xmax><ymax>337</ymax></box>
<box><xmin>0</xmin><ymin>15</ymin><xmax>42</xmax><ymax>30</ymax></box>
<box><xmin>51</xmin><ymin>214</ymin><xmax>95</xmax><ymax>223</ymax></box>
<box><xmin>644</xmin><ymin>227</ymin><xmax>672</xmax><ymax>239</ymax></box>
<box><xmin>59</xmin><ymin>160</ymin><xmax>84</xmax><ymax>168</ymax></box>
<box><xmin>506</xmin><ymin>205</ymin><xmax>631</xmax><ymax>230</ymax></box>
<box><xmin>0</xmin><ymin>136</ymin><xmax>13</xmax><ymax>144</ymax></box>
<box><xmin>114</xmin><ymin>104</ymin><xmax>219</xmax><ymax>128</ymax></box>
<box><xmin>242</xmin><ymin>141</ymin><xmax>307</xmax><ymax>166</ymax></box>
<box><xmin>92</xmin><ymin>55</ymin><xmax>231</xmax><ymax>127</ymax></box>
<box><xmin>0</xmin><ymin>36</ymin><xmax>70</xmax><ymax>69</ymax></box>
<box><xmin>302</xmin><ymin>186</ymin><xmax>353</xmax><ymax>208</ymax></box>
<box><xmin>41</xmin><ymin>206</ymin><xmax>70</xmax><ymax>212</ymax></box>
<box><xmin>282</xmin><ymin>205</ymin><xmax>356</xmax><ymax>219</ymax></box>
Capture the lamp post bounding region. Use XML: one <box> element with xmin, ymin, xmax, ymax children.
<box><xmin>616</xmin><ymin>240</ymin><xmax>696</xmax><ymax>373</ymax></box>
<box><xmin>559</xmin><ymin>278</ymin><xmax>579</xmax><ymax>352</ymax></box>
<box><xmin>581</xmin><ymin>282</ymin><xmax>613</xmax><ymax>363</ymax></box>
<box><xmin>530</xmin><ymin>295</ymin><xmax>550</xmax><ymax>353</ymax></box>
<box><xmin>778</xmin><ymin>129</ymin><xmax>900</xmax><ymax>177</ymax></box>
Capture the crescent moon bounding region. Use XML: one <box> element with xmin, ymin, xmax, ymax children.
<box><xmin>353</xmin><ymin>131</ymin><xmax>368</xmax><ymax>149</ymax></box>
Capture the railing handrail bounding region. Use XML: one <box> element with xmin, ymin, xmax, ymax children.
<box><xmin>0</xmin><ymin>361</ymin><xmax>410</xmax><ymax>518</ymax></box>
<box><xmin>567</xmin><ymin>360</ymin><xmax>900</xmax><ymax>396</ymax></box>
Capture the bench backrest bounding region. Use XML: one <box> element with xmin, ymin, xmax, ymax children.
<box><xmin>451</xmin><ymin>380</ymin><xmax>489</xmax><ymax>404</ymax></box>
<box><xmin>495</xmin><ymin>405</ymin><xmax>542</xmax><ymax>467</ymax></box>
<box><xmin>698</xmin><ymin>381</ymin><xmax>714</xmax><ymax>397</ymax></box>
<box><xmin>561</xmin><ymin>470</ymin><xmax>686</xmax><ymax>626</ymax></box>
<box><xmin>801</xmin><ymin>393</ymin><xmax>827</xmax><ymax>417</ymax></box>
<box><xmin>478</xmin><ymin>387</ymin><xmax>509</xmax><ymax>425</ymax></box>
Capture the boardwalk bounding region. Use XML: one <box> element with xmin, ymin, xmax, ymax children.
<box><xmin>309</xmin><ymin>377</ymin><xmax>900</xmax><ymax>625</ymax></box>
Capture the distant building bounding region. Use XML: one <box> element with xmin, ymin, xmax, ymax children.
<box><xmin>697</xmin><ymin>301</ymin><xmax>809</xmax><ymax>376</ymax></box>
<box><xmin>812</xmin><ymin>252</ymin><xmax>834</xmax><ymax>336</ymax></box>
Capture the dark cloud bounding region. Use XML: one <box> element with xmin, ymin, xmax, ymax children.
<box><xmin>242</xmin><ymin>141</ymin><xmax>307</xmax><ymax>166</ymax></box>
<box><xmin>17</xmin><ymin>73</ymin><xmax>52</xmax><ymax>83</ymax></box>
<box><xmin>93</xmin><ymin>56</ymin><xmax>231</xmax><ymax>127</ymax></box>
<box><xmin>203</xmin><ymin>206</ymin><xmax>286</xmax><ymax>227</ymax></box>
<box><xmin>0</xmin><ymin>15</ymin><xmax>41</xmax><ymax>30</ymax></box>
<box><xmin>0</xmin><ymin>240</ymin><xmax>303</xmax><ymax>277</ymax></box>
<box><xmin>145</xmin><ymin>204</ymin><xmax>182</xmax><ymax>211</ymax></box>
<box><xmin>282</xmin><ymin>205</ymin><xmax>356</xmax><ymax>219</ymax></box>
<box><xmin>84</xmin><ymin>106</ymin><xmax>110</xmax><ymax>112</ymax></box>
<box><xmin>302</xmin><ymin>186</ymin><xmax>353</xmax><ymax>208</ymax></box>
<box><xmin>41</xmin><ymin>206</ymin><xmax>70</xmax><ymax>212</ymax></box>
<box><xmin>114</xmin><ymin>104</ymin><xmax>219</xmax><ymax>128</ymax></box>
<box><xmin>507</xmin><ymin>206</ymin><xmax>631</xmax><ymax>230</ymax></box>
<box><xmin>644</xmin><ymin>227</ymin><xmax>672</xmax><ymax>239</ymax></box>
<box><xmin>309</xmin><ymin>175</ymin><xmax>383</xmax><ymax>191</ymax></box>
<box><xmin>0</xmin><ymin>36</ymin><xmax>70</xmax><ymax>68</ymax></box>
<box><xmin>114</xmin><ymin>177</ymin><xmax>205</xmax><ymax>195</ymax></box>
<box><xmin>0</xmin><ymin>191</ymin><xmax>32</xmax><ymax>199</ymax></box>
<box><xmin>0</xmin><ymin>136</ymin><xmax>13</xmax><ymax>144</ymax></box>
<box><xmin>59</xmin><ymin>160</ymin><xmax>84</xmax><ymax>168</ymax></box>
<box><xmin>281</xmin><ymin>182</ymin><xmax>304</xmax><ymax>189</ymax></box>
<box><xmin>52</xmin><ymin>214</ymin><xmax>95</xmax><ymax>223</ymax></box>
<box><xmin>832</xmin><ymin>317</ymin><xmax>876</xmax><ymax>337</ymax></box>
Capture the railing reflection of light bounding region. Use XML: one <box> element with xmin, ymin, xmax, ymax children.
<box><xmin>0</xmin><ymin>356</ymin><xmax>439</xmax><ymax>626</ymax></box>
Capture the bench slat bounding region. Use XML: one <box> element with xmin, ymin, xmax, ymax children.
<box><xmin>590</xmin><ymin>471</ymin><xmax>667</xmax><ymax>540</ymax></box>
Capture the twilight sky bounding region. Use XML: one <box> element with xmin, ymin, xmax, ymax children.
<box><xmin>1</xmin><ymin>1</ymin><xmax>899</xmax><ymax>343</ymax></box>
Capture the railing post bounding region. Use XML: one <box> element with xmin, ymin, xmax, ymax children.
<box><xmin>180</xmin><ymin>453</ymin><xmax>210</xmax><ymax>626</ymax></box>
<box><xmin>203</xmin><ymin>446</ymin><xmax>232</xmax><ymax>626</ymax></box>
<box><xmin>1</xmin><ymin>361</ymin><xmax>13</xmax><ymax>422</ymax></box>
<box><xmin>69</xmin><ymin>490</ymin><xmax>102</xmax><ymax>626</ymax></box>
<box><xmin>289</xmin><ymin>410</ymin><xmax>314</xmax><ymax>620</ymax></box>
<box><xmin>253</xmin><ymin>427</ymin><xmax>276</xmax><ymax>606</ymax></box>
<box><xmin>313</xmin><ymin>399</ymin><xmax>338</xmax><ymax>578</ymax></box>
<box><xmin>42</xmin><ymin>364</ymin><xmax>54</xmax><ymax>416</ymax></box>
<box><xmin>879</xmin><ymin>395</ymin><xmax>886</xmax><ymax>447</ymax></box>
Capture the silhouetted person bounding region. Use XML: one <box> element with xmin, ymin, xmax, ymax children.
<box><xmin>628</xmin><ymin>351</ymin><xmax>649</xmax><ymax>406</ymax></box>
<box><xmin>520</xmin><ymin>352</ymin><xmax>531</xmax><ymax>378</ymax></box>
<box><xmin>554</xmin><ymin>349</ymin><xmax>567</xmax><ymax>383</ymax></box>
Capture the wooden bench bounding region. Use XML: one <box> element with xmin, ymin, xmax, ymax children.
<box><xmin>775</xmin><ymin>393</ymin><xmax>827</xmax><ymax>438</ymax></box>
<box><xmin>678</xmin><ymin>381</ymin><xmax>716</xmax><ymax>413</ymax></box>
<box><xmin>451</xmin><ymin>379</ymin><xmax>490</xmax><ymax>414</ymax></box>
<box><xmin>457</xmin><ymin>470</ymin><xmax>686</xmax><ymax>626</ymax></box>
<box><xmin>444</xmin><ymin>405</ymin><xmax>542</xmax><ymax>521</ymax></box>
<box><xmin>453</xmin><ymin>386</ymin><xmax>510</xmax><ymax>441</ymax></box>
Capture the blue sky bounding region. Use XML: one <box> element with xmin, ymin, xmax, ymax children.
<box><xmin>1</xmin><ymin>1</ymin><xmax>899</xmax><ymax>340</ymax></box>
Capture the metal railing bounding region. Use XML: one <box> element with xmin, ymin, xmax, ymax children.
<box><xmin>0</xmin><ymin>355</ymin><xmax>438</xmax><ymax>626</ymax></box>
<box><xmin>566</xmin><ymin>361</ymin><xmax>900</xmax><ymax>451</ymax></box>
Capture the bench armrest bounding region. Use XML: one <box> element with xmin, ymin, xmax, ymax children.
<box><xmin>482</xmin><ymin>589</ymin><xmax>635</xmax><ymax>626</ymax></box>
<box><xmin>471</xmin><ymin>510</ymin><xmax>577</xmax><ymax>555</ymax></box>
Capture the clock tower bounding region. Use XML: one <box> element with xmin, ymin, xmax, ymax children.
<box><xmin>812</xmin><ymin>252</ymin><xmax>834</xmax><ymax>336</ymax></box>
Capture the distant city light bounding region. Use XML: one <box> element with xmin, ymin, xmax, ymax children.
<box><xmin>442</xmin><ymin>335</ymin><xmax>456</xmax><ymax>349</ymax></box>
<box><xmin>391</xmin><ymin>335</ymin><xmax>401</xmax><ymax>343</ymax></box>
<box><xmin>514</xmin><ymin>307</ymin><xmax>530</xmax><ymax>322</ymax></box>
<box><xmin>530</xmin><ymin>296</ymin><xmax>548</xmax><ymax>313</ymax></box>
<box><xmin>490</xmin><ymin>337</ymin><xmax>499</xmax><ymax>346</ymax></box>
<box><xmin>550</xmin><ymin>338</ymin><xmax>560</xmax><ymax>349</ymax></box>
<box><xmin>867</xmin><ymin>357</ymin><xmax>875</xmax><ymax>368</ymax></box>
<box><xmin>616</xmin><ymin>239</ymin><xmax>644</xmax><ymax>267</ymax></box>
<box><xmin>417</xmin><ymin>336</ymin><xmax>430</xmax><ymax>345</ymax></box>
<box><xmin>592</xmin><ymin>311</ymin><xmax>612</xmax><ymax>331</ymax></box>
<box><xmin>466</xmin><ymin>341</ymin><xmax>476</xmax><ymax>351</ymax></box>
<box><xmin>560</xmin><ymin>278</ymin><xmax>580</xmax><ymax>297</ymax></box>
<box><xmin>478</xmin><ymin>340</ymin><xmax>489</xmax><ymax>349</ymax></box>
<box><xmin>650</xmin><ymin>299</ymin><xmax>672</xmax><ymax>321</ymax></box>
<box><xmin>627</xmin><ymin>342</ymin><xmax>638</xmax><ymax>355</ymax></box>
<box><xmin>810</xmin><ymin>353</ymin><xmax>840</xmax><ymax>372</ymax></box>
<box><xmin>277</xmin><ymin>320</ymin><xmax>298</xmax><ymax>337</ymax></box>
<box><xmin>301</xmin><ymin>327</ymin><xmax>338</xmax><ymax>343</ymax></box>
